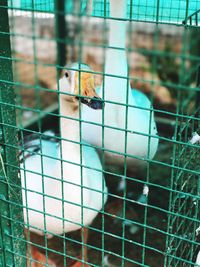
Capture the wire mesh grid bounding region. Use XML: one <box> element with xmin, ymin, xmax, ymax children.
<box><xmin>7</xmin><ymin>0</ymin><xmax>200</xmax><ymax>25</ymax></box>
<box><xmin>0</xmin><ymin>0</ymin><xmax>200</xmax><ymax>266</ymax></box>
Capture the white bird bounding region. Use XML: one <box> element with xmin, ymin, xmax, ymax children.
<box><xmin>20</xmin><ymin>64</ymin><xmax>107</xmax><ymax>266</ymax></box>
<box><xmin>196</xmin><ymin>250</ymin><xmax>200</xmax><ymax>267</ymax></box>
<box><xmin>82</xmin><ymin>0</ymin><xmax>158</xmax><ymax>168</ymax></box>
<box><xmin>190</xmin><ymin>132</ymin><xmax>200</xmax><ymax>145</ymax></box>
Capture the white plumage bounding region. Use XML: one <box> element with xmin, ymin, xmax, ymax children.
<box><xmin>82</xmin><ymin>0</ymin><xmax>158</xmax><ymax>167</ymax></box>
<box><xmin>21</xmin><ymin>66</ymin><xmax>107</xmax><ymax>236</ymax></box>
<box><xmin>196</xmin><ymin>250</ymin><xmax>200</xmax><ymax>267</ymax></box>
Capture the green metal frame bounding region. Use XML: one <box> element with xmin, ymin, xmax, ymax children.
<box><xmin>0</xmin><ymin>0</ymin><xmax>26</xmax><ymax>266</ymax></box>
<box><xmin>55</xmin><ymin>0</ymin><xmax>67</xmax><ymax>74</ymax></box>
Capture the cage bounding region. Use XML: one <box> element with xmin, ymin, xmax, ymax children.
<box><xmin>0</xmin><ymin>0</ymin><xmax>200</xmax><ymax>266</ymax></box>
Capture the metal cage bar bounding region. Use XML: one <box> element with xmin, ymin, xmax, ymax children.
<box><xmin>0</xmin><ymin>1</ymin><xmax>26</xmax><ymax>266</ymax></box>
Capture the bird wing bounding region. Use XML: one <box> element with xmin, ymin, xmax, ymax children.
<box><xmin>19</xmin><ymin>130</ymin><xmax>59</xmax><ymax>163</ymax></box>
<box><xmin>131</xmin><ymin>89</ymin><xmax>151</xmax><ymax>109</ymax></box>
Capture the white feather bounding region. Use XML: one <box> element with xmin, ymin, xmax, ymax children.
<box><xmin>190</xmin><ymin>132</ymin><xmax>200</xmax><ymax>145</ymax></box>
<box><xmin>21</xmin><ymin>68</ymin><xmax>108</xmax><ymax>236</ymax></box>
<box><xmin>196</xmin><ymin>251</ymin><xmax>200</xmax><ymax>267</ymax></box>
<box><xmin>82</xmin><ymin>0</ymin><xmax>158</xmax><ymax>167</ymax></box>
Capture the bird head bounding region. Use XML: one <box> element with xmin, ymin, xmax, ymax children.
<box><xmin>59</xmin><ymin>63</ymin><xmax>103</xmax><ymax>110</ymax></box>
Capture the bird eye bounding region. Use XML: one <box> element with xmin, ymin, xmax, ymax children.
<box><xmin>65</xmin><ymin>72</ymin><xmax>69</xmax><ymax>78</ymax></box>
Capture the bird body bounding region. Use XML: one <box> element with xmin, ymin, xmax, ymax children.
<box><xmin>21</xmin><ymin>66</ymin><xmax>107</xmax><ymax>236</ymax></box>
<box><xmin>21</xmin><ymin>139</ymin><xmax>106</xmax><ymax>235</ymax></box>
<box><xmin>82</xmin><ymin>0</ymin><xmax>158</xmax><ymax>166</ymax></box>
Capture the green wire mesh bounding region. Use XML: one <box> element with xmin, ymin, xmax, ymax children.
<box><xmin>0</xmin><ymin>0</ymin><xmax>200</xmax><ymax>266</ymax></box>
<box><xmin>7</xmin><ymin>0</ymin><xmax>200</xmax><ymax>25</ymax></box>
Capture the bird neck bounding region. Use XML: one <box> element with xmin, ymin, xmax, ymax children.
<box><xmin>104</xmin><ymin>0</ymin><xmax>133</xmax><ymax>104</ymax></box>
<box><xmin>60</xmin><ymin>96</ymin><xmax>82</xmax><ymax>178</ymax></box>
<box><xmin>108</xmin><ymin>0</ymin><xmax>127</xmax><ymax>48</ymax></box>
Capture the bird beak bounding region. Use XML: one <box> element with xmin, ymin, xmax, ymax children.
<box><xmin>74</xmin><ymin>72</ymin><xmax>104</xmax><ymax>110</ymax></box>
<box><xmin>79</xmin><ymin>95</ymin><xmax>104</xmax><ymax>110</ymax></box>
